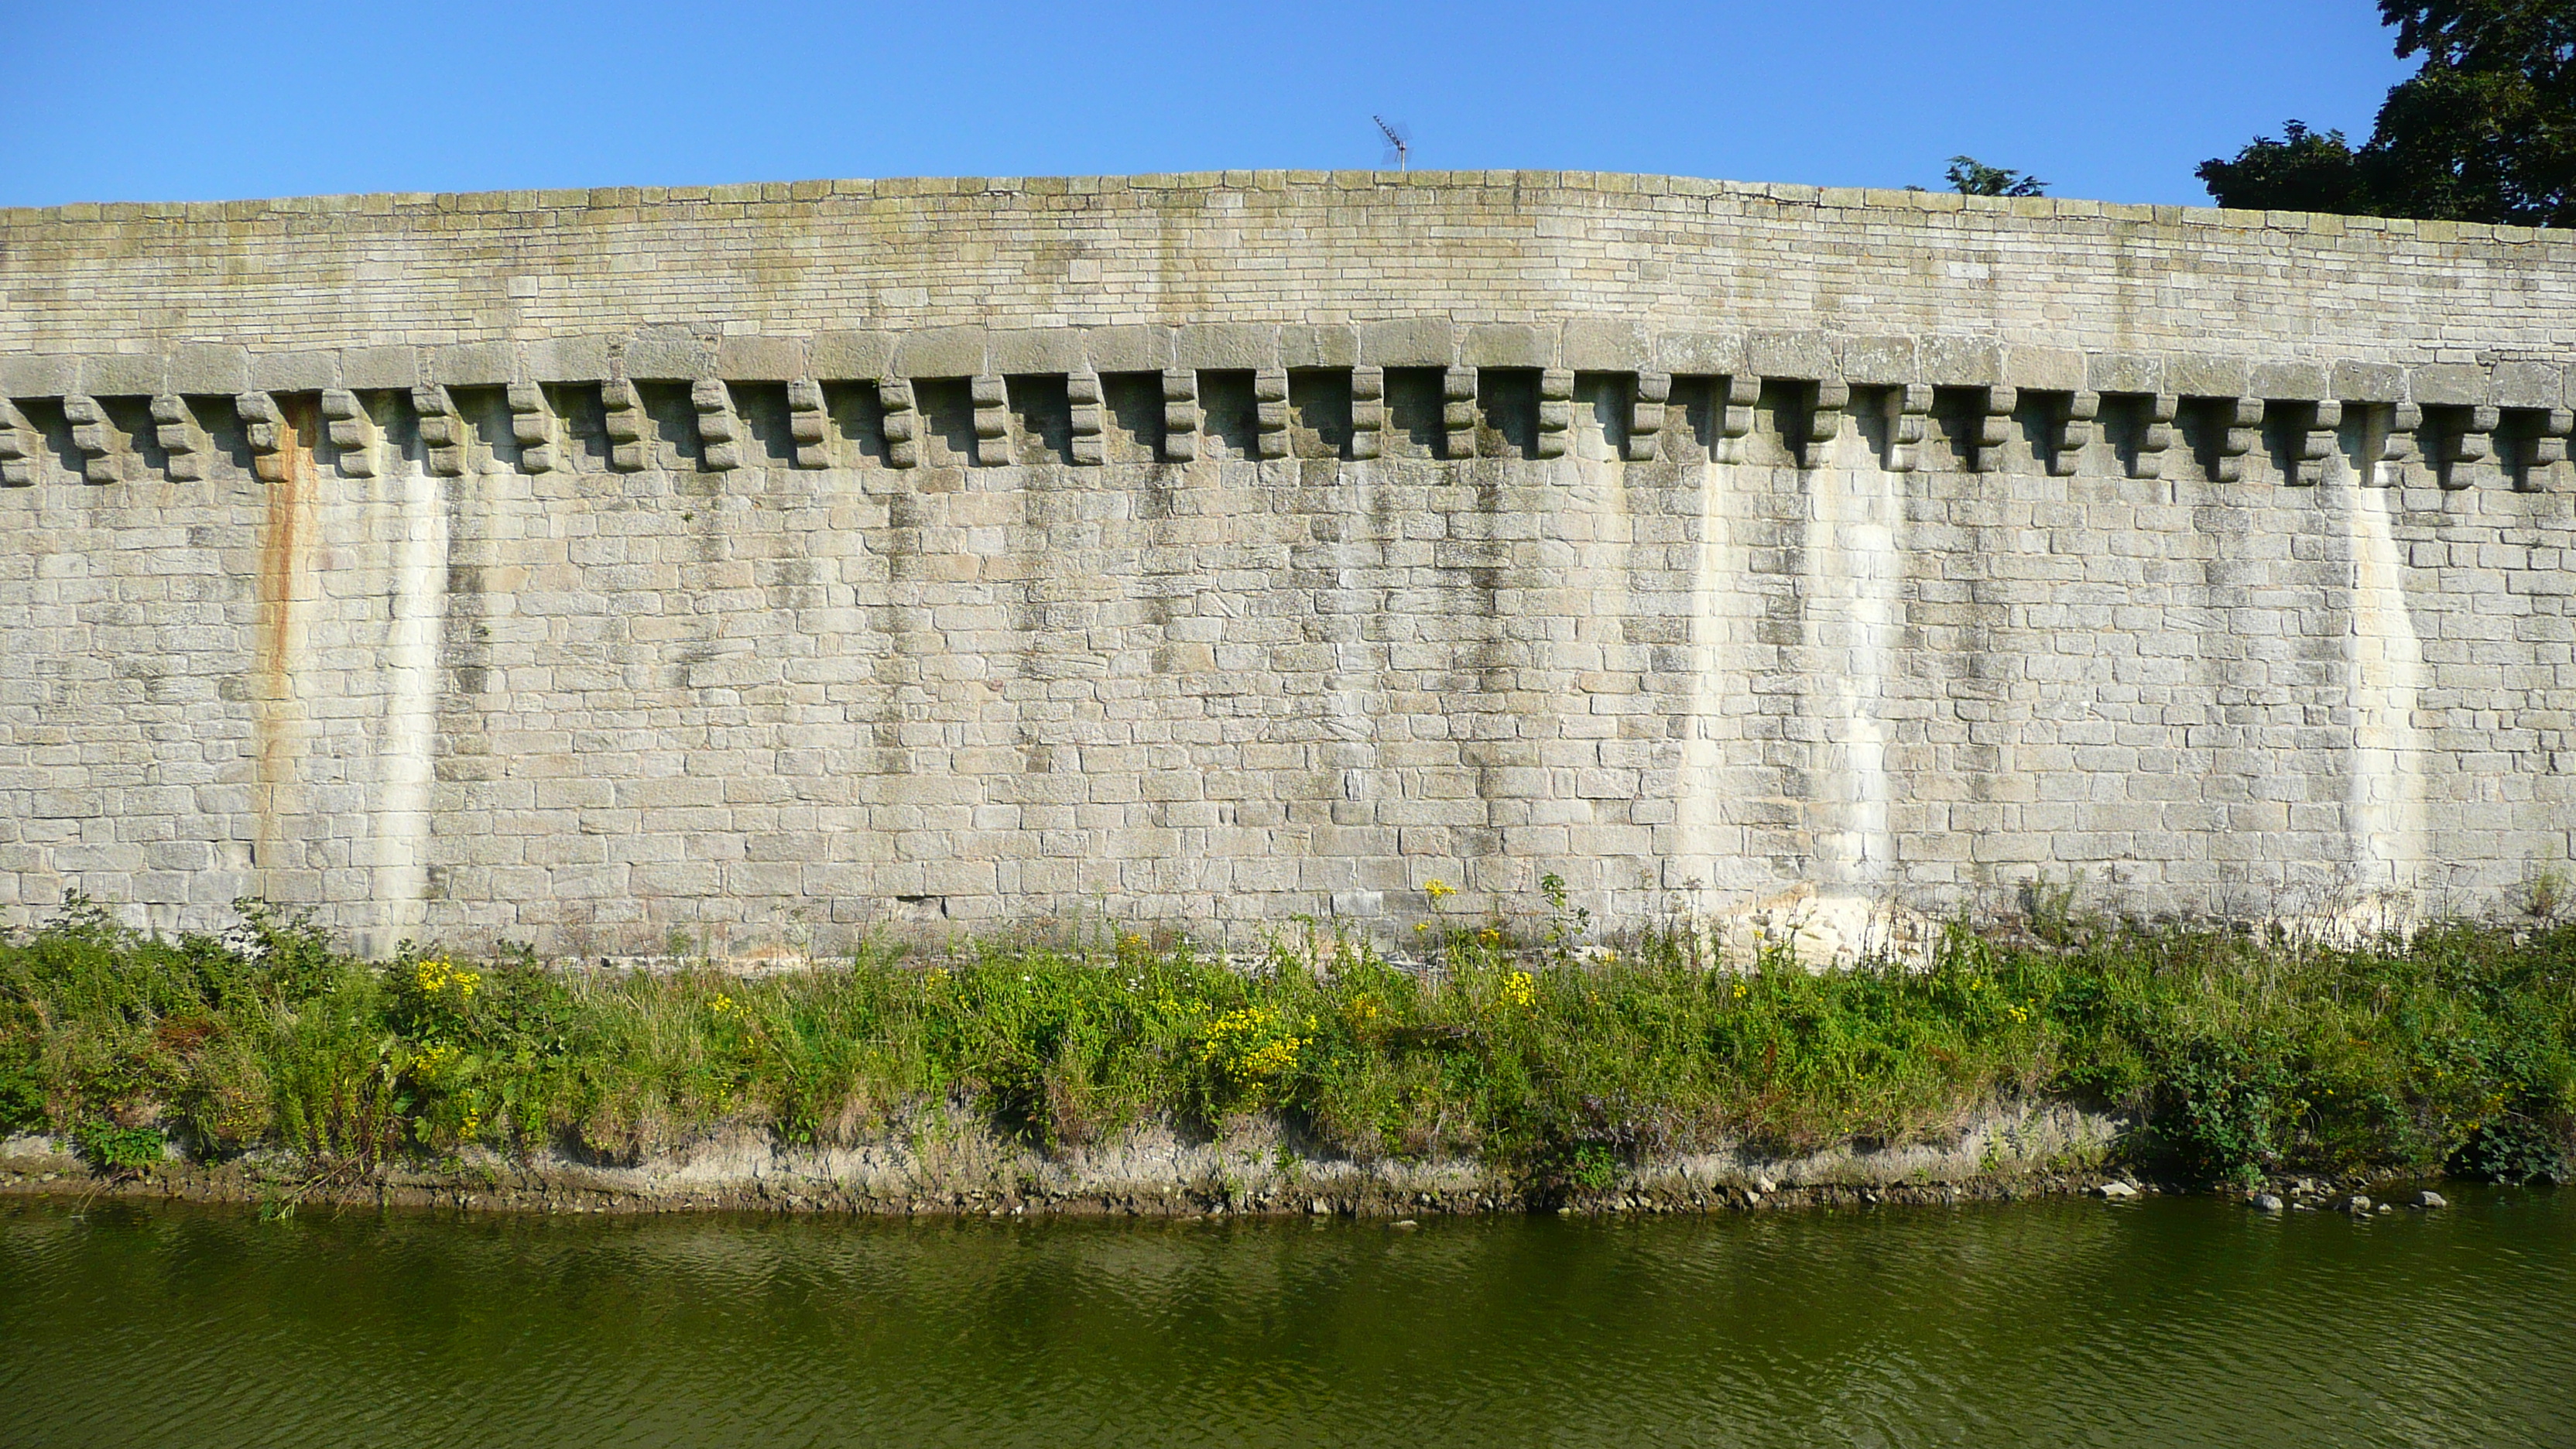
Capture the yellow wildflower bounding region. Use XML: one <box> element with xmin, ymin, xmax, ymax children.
<box><xmin>1424</xmin><ymin>879</ymin><xmax>1457</xmax><ymax>904</ymax></box>
<box><xmin>1502</xmin><ymin>971</ymin><xmax>1536</xmax><ymax>1010</ymax></box>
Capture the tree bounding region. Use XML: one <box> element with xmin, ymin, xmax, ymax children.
<box><xmin>2197</xmin><ymin>0</ymin><xmax>2576</xmax><ymax>224</ymax></box>
<box><xmin>1946</xmin><ymin>156</ymin><xmax>2048</xmax><ymax>197</ymax></box>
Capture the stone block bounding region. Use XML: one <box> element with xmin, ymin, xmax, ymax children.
<box><xmin>2491</xmin><ymin>361</ymin><xmax>2568</xmax><ymax>409</ymax></box>
<box><xmin>522</xmin><ymin>334</ymin><xmax>614</xmax><ymax>382</ymax></box>
<box><xmin>1173</xmin><ymin>323</ymin><xmax>1277</xmax><ymax>369</ymax></box>
<box><xmin>2330</xmin><ymin>360</ymin><xmax>2406</xmax><ymax>402</ymax></box>
<box><xmin>249</xmin><ymin>350</ymin><xmax>341</xmax><ymax>392</ymax></box>
<box><xmin>2410</xmin><ymin>362</ymin><xmax>2487</xmax><ymax>406</ymax></box>
<box><xmin>163</xmin><ymin>344</ymin><xmax>249</xmax><ymax>395</ymax></box>
<box><xmin>1277</xmin><ymin>324</ymin><xmax>1357</xmax><ymax>369</ymax></box>
<box><xmin>2249</xmin><ymin>359</ymin><xmax>2327</xmax><ymax>401</ymax></box>
<box><xmin>2167</xmin><ymin>351</ymin><xmax>2250</xmax><ymax>399</ymax></box>
<box><xmin>77</xmin><ymin>352</ymin><xmax>166</xmax><ymax>396</ymax></box>
<box><xmin>0</xmin><ymin>352</ymin><xmax>77</xmax><ymax>397</ymax></box>
<box><xmin>986</xmin><ymin>327</ymin><xmax>1086</xmax><ymax>374</ymax></box>
<box><xmin>2086</xmin><ymin>351</ymin><xmax>2162</xmax><ymax>395</ymax></box>
<box><xmin>896</xmin><ymin>327</ymin><xmax>987</xmax><ymax>379</ymax></box>
<box><xmin>1839</xmin><ymin>334</ymin><xmax>1916</xmax><ymax>386</ymax></box>
<box><xmin>621</xmin><ymin>331</ymin><xmax>714</xmax><ymax>381</ymax></box>
<box><xmin>810</xmin><ymin>329</ymin><xmax>899</xmax><ymax>379</ymax></box>
<box><xmin>1358</xmin><ymin>317</ymin><xmax>1455</xmax><ymax>366</ymax></box>
<box><xmin>1921</xmin><ymin>335</ymin><xmax>2000</xmax><ymax>385</ymax></box>
<box><xmin>1746</xmin><ymin>329</ymin><xmax>1833</xmax><ymax>380</ymax></box>
<box><xmin>714</xmin><ymin>335</ymin><xmax>806</xmax><ymax>381</ymax></box>
<box><xmin>340</xmin><ymin>344</ymin><xmax>420</xmax><ymax>391</ymax></box>
<box><xmin>1560</xmin><ymin>317</ymin><xmax>1648</xmax><ymax>372</ymax></box>
<box><xmin>1083</xmin><ymin>324</ymin><xmax>1173</xmax><ymax>372</ymax></box>
<box><xmin>1463</xmin><ymin>322</ymin><xmax>1554</xmax><ymax>368</ymax></box>
<box><xmin>430</xmin><ymin>341</ymin><xmax>516</xmax><ymax>387</ymax></box>
<box><xmin>2003</xmin><ymin>345</ymin><xmax>2084</xmax><ymax>392</ymax></box>
<box><xmin>1654</xmin><ymin>330</ymin><xmax>1742</xmax><ymax>375</ymax></box>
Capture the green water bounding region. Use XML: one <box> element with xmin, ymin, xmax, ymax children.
<box><xmin>1</xmin><ymin>1191</ymin><xmax>2570</xmax><ymax>1447</ymax></box>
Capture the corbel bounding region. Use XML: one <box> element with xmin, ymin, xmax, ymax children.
<box><xmin>2290</xmin><ymin>400</ymin><xmax>2341</xmax><ymax>486</ymax></box>
<box><xmin>879</xmin><ymin>379</ymin><xmax>920</xmax><ymax>468</ymax></box>
<box><xmin>152</xmin><ymin>396</ymin><xmax>211</xmax><ymax>481</ymax></box>
<box><xmin>2050</xmin><ymin>391</ymin><xmax>2100</xmax><ymax>478</ymax></box>
<box><xmin>1971</xmin><ymin>385</ymin><xmax>2016</xmax><ymax>473</ymax></box>
<box><xmin>1626</xmin><ymin>372</ymin><xmax>1669</xmax><ymax>462</ymax></box>
<box><xmin>1067</xmin><ymin>372</ymin><xmax>1105</xmax><ymax>466</ymax></box>
<box><xmin>1348</xmin><ymin>367</ymin><xmax>1385</xmax><ymax>462</ymax></box>
<box><xmin>787</xmin><ymin>379</ymin><xmax>830</xmax><ymax>468</ymax></box>
<box><xmin>507</xmin><ymin>382</ymin><xmax>559</xmax><ymax>473</ymax></box>
<box><xmin>971</xmin><ymin>374</ymin><xmax>1010</xmax><ymax>465</ymax></box>
<box><xmin>2526</xmin><ymin>409</ymin><xmax>2573</xmax><ymax>492</ymax></box>
<box><xmin>1254</xmin><ymin>369</ymin><xmax>1290</xmax><ymax>460</ymax></box>
<box><xmin>0</xmin><ymin>400</ymin><xmax>39</xmax><ymax>486</ymax></box>
<box><xmin>321</xmin><ymin>389</ymin><xmax>379</xmax><ymax>478</ymax></box>
<box><xmin>235</xmin><ymin>392</ymin><xmax>291</xmax><ymax>482</ymax></box>
<box><xmin>1441</xmin><ymin>367</ymin><xmax>1478</xmax><ymax>459</ymax></box>
<box><xmin>691</xmin><ymin>379</ymin><xmax>743</xmax><ymax>471</ymax></box>
<box><xmin>2378</xmin><ymin>402</ymin><xmax>2422</xmax><ymax>486</ymax></box>
<box><xmin>1535</xmin><ymin>368</ymin><xmax>1574</xmax><ymax>460</ymax></box>
<box><xmin>1712</xmin><ymin>375</ymin><xmax>1759</xmax><ymax>464</ymax></box>
<box><xmin>2134</xmin><ymin>394</ymin><xmax>2179</xmax><ymax>479</ymax></box>
<box><xmin>1162</xmin><ymin>368</ymin><xmax>1199</xmax><ymax>463</ymax></box>
<box><xmin>2211</xmin><ymin>396</ymin><xmax>2263</xmax><ymax>483</ymax></box>
<box><xmin>1803</xmin><ymin>380</ymin><xmax>1848</xmax><ymax>469</ymax></box>
<box><xmin>599</xmin><ymin>380</ymin><xmax>651</xmax><ymax>472</ymax></box>
<box><xmin>1886</xmin><ymin>385</ymin><xmax>1933</xmax><ymax>474</ymax></box>
<box><xmin>2448</xmin><ymin>405</ymin><xmax>2500</xmax><ymax>488</ymax></box>
<box><xmin>60</xmin><ymin>395</ymin><xmax>119</xmax><ymax>482</ymax></box>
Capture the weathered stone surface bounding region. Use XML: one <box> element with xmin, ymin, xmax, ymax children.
<box><xmin>1</xmin><ymin>171</ymin><xmax>2571</xmax><ymax>957</ymax></box>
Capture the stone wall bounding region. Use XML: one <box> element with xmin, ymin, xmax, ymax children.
<box><xmin>2</xmin><ymin>172</ymin><xmax>2571</xmax><ymax>953</ymax></box>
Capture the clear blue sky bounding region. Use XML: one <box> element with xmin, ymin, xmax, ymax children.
<box><xmin>0</xmin><ymin>0</ymin><xmax>2412</xmax><ymax>208</ymax></box>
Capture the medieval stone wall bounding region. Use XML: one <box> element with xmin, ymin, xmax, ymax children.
<box><xmin>2</xmin><ymin>173</ymin><xmax>2571</xmax><ymax>953</ymax></box>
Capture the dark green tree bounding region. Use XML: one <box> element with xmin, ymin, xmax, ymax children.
<box><xmin>1946</xmin><ymin>156</ymin><xmax>2048</xmax><ymax>197</ymax></box>
<box><xmin>2198</xmin><ymin>0</ymin><xmax>2576</xmax><ymax>224</ymax></box>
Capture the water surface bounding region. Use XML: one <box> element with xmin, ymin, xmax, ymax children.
<box><xmin>2</xmin><ymin>1190</ymin><xmax>2569</xmax><ymax>1447</ymax></box>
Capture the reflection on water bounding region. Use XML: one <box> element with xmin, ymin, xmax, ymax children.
<box><xmin>1</xmin><ymin>1190</ymin><xmax>2569</xmax><ymax>1447</ymax></box>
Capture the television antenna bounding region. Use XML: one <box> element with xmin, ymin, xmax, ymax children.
<box><xmin>1374</xmin><ymin>116</ymin><xmax>1411</xmax><ymax>172</ymax></box>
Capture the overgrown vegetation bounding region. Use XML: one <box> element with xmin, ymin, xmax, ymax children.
<box><xmin>2</xmin><ymin>890</ymin><xmax>2571</xmax><ymax>1193</ymax></box>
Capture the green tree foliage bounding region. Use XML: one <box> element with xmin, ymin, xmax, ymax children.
<box><xmin>1945</xmin><ymin>156</ymin><xmax>2048</xmax><ymax>197</ymax></box>
<box><xmin>2199</xmin><ymin>0</ymin><xmax>2576</xmax><ymax>224</ymax></box>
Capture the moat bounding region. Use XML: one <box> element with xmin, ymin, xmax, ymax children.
<box><xmin>2</xmin><ymin>1190</ymin><xmax>2567</xmax><ymax>1447</ymax></box>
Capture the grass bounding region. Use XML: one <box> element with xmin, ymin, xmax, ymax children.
<box><xmin>2</xmin><ymin>889</ymin><xmax>2571</xmax><ymax>1192</ymax></box>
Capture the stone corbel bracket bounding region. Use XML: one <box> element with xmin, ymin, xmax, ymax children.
<box><xmin>152</xmin><ymin>396</ymin><xmax>211</xmax><ymax>481</ymax></box>
<box><xmin>2211</xmin><ymin>398</ymin><xmax>2263</xmax><ymax>483</ymax></box>
<box><xmin>2290</xmin><ymin>401</ymin><xmax>2341</xmax><ymax>486</ymax></box>
<box><xmin>1067</xmin><ymin>372</ymin><xmax>1105</xmax><ymax>465</ymax></box>
<box><xmin>971</xmin><ymin>375</ymin><xmax>1011</xmax><ymax>466</ymax></box>
<box><xmin>235</xmin><ymin>392</ymin><xmax>290</xmax><ymax>482</ymax></box>
<box><xmin>692</xmin><ymin>379</ymin><xmax>744</xmax><ymax>471</ymax></box>
<box><xmin>1254</xmin><ymin>369</ymin><xmax>1290</xmax><ymax>460</ymax></box>
<box><xmin>879</xmin><ymin>379</ymin><xmax>920</xmax><ymax>468</ymax></box>
<box><xmin>1972</xmin><ymin>387</ymin><xmax>2017</xmax><ymax>473</ymax></box>
<box><xmin>1161</xmin><ymin>368</ymin><xmax>1199</xmax><ymax>463</ymax></box>
<box><xmin>598</xmin><ymin>380</ymin><xmax>651</xmax><ymax>472</ymax></box>
<box><xmin>1712</xmin><ymin>378</ymin><xmax>1759</xmax><ymax>464</ymax></box>
<box><xmin>1441</xmin><ymin>367</ymin><xmax>1477</xmax><ymax>458</ymax></box>
<box><xmin>2530</xmin><ymin>409</ymin><xmax>2573</xmax><ymax>492</ymax></box>
<box><xmin>322</xmin><ymin>389</ymin><xmax>380</xmax><ymax>478</ymax></box>
<box><xmin>60</xmin><ymin>395</ymin><xmax>118</xmax><ymax>482</ymax></box>
<box><xmin>1627</xmin><ymin>372</ymin><xmax>1669</xmax><ymax>462</ymax></box>
<box><xmin>0</xmin><ymin>399</ymin><xmax>40</xmax><ymax>485</ymax></box>
<box><xmin>1349</xmin><ymin>367</ymin><xmax>1385</xmax><ymax>461</ymax></box>
<box><xmin>2050</xmin><ymin>392</ymin><xmax>2100</xmax><ymax>478</ymax></box>
<box><xmin>1886</xmin><ymin>385</ymin><xmax>1933</xmax><ymax>473</ymax></box>
<box><xmin>2451</xmin><ymin>406</ymin><xmax>2502</xmax><ymax>489</ymax></box>
<box><xmin>508</xmin><ymin>382</ymin><xmax>560</xmax><ymax>473</ymax></box>
<box><xmin>1804</xmin><ymin>380</ymin><xmax>1849</xmax><ymax>469</ymax></box>
<box><xmin>1535</xmin><ymin>368</ymin><xmax>1574</xmax><ymax>460</ymax></box>
<box><xmin>786</xmin><ymin>380</ymin><xmax>830</xmax><ymax>468</ymax></box>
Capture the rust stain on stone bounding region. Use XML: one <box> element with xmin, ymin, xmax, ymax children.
<box><xmin>251</xmin><ymin>400</ymin><xmax>314</xmax><ymax>891</ymax></box>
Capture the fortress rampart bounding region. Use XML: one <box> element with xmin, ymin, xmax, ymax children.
<box><xmin>2</xmin><ymin>172</ymin><xmax>2572</xmax><ymax>953</ymax></box>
